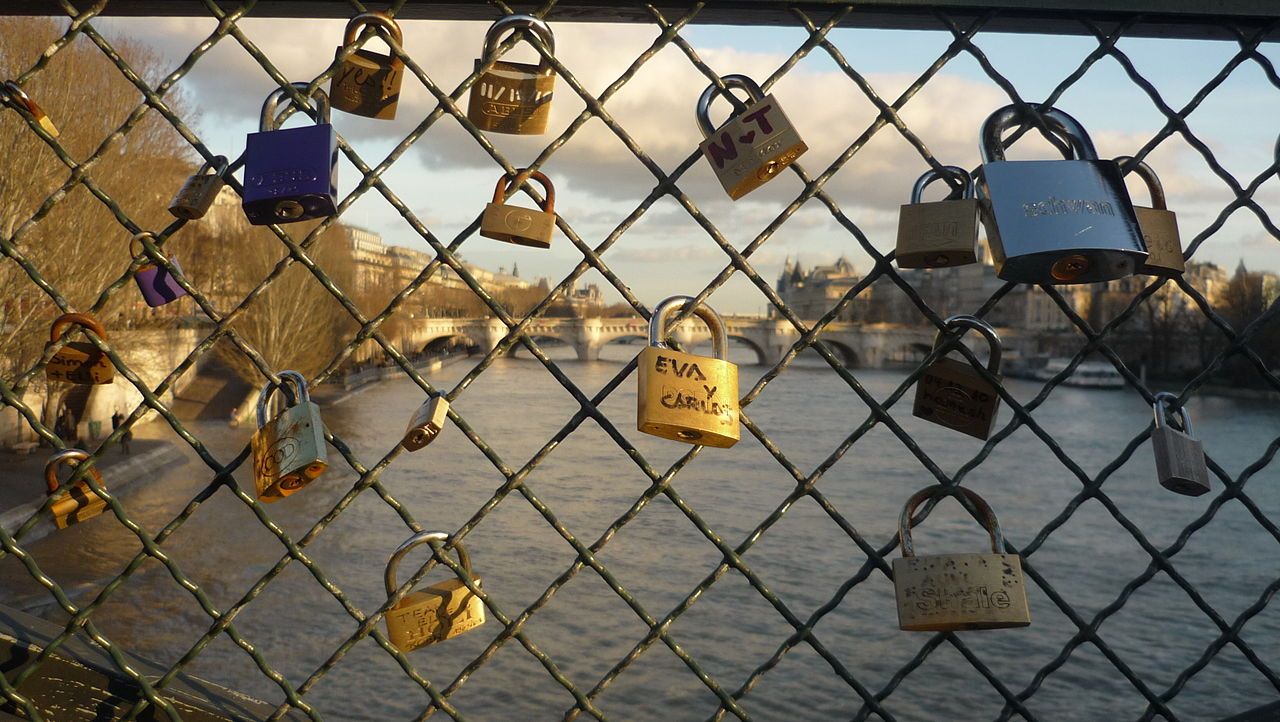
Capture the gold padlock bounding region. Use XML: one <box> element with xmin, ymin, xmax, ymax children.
<box><xmin>696</xmin><ymin>74</ymin><xmax>807</xmax><ymax>200</ymax></box>
<box><xmin>637</xmin><ymin>296</ymin><xmax>740</xmax><ymax>448</ymax></box>
<box><xmin>1</xmin><ymin>80</ymin><xmax>59</xmax><ymax>137</ymax></box>
<box><xmin>46</xmin><ymin>313</ymin><xmax>114</xmax><ymax>385</ymax></box>
<box><xmin>44</xmin><ymin>449</ymin><xmax>108</xmax><ymax>529</ymax></box>
<box><xmin>479</xmin><ymin>169</ymin><xmax>556</xmax><ymax>248</ymax></box>
<box><xmin>1115</xmin><ymin>155</ymin><xmax>1184</xmax><ymax>277</ymax></box>
<box><xmin>330</xmin><ymin>12</ymin><xmax>405</xmax><ymax>120</ymax></box>
<box><xmin>893</xmin><ymin>484</ymin><xmax>1031</xmax><ymax>632</ymax></box>
<box><xmin>385</xmin><ymin>532</ymin><xmax>486</xmax><ymax>652</ymax></box>
<box><xmin>467</xmin><ymin>15</ymin><xmax>556</xmax><ymax>135</ymax></box>
<box><xmin>895</xmin><ymin>165</ymin><xmax>980</xmax><ymax>269</ymax></box>
<box><xmin>912</xmin><ymin>315</ymin><xmax>1003</xmax><ymax>440</ymax></box>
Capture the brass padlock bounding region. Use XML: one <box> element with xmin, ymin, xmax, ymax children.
<box><xmin>1152</xmin><ymin>392</ymin><xmax>1210</xmax><ymax>497</ymax></box>
<box><xmin>45</xmin><ymin>449</ymin><xmax>108</xmax><ymax>529</ymax></box>
<box><xmin>330</xmin><ymin>12</ymin><xmax>405</xmax><ymax>120</ymax></box>
<box><xmin>896</xmin><ymin>165</ymin><xmax>980</xmax><ymax>269</ymax></box>
<box><xmin>1</xmin><ymin>80</ymin><xmax>59</xmax><ymax>137</ymax></box>
<box><xmin>385</xmin><ymin>531</ymin><xmax>486</xmax><ymax>652</ymax></box>
<box><xmin>402</xmin><ymin>395</ymin><xmax>450</xmax><ymax>452</ymax></box>
<box><xmin>1115</xmin><ymin>156</ymin><xmax>1184</xmax><ymax>277</ymax></box>
<box><xmin>913</xmin><ymin>315</ymin><xmax>1002</xmax><ymax>440</ymax></box>
<box><xmin>696</xmin><ymin>74</ymin><xmax>807</xmax><ymax>200</ymax></box>
<box><xmin>250</xmin><ymin>371</ymin><xmax>327</xmax><ymax>502</ymax></box>
<box><xmin>479</xmin><ymin>170</ymin><xmax>556</xmax><ymax>248</ymax></box>
<box><xmin>46</xmin><ymin>313</ymin><xmax>113</xmax><ymax>385</ymax></box>
<box><xmin>467</xmin><ymin>15</ymin><xmax>556</xmax><ymax>135</ymax></box>
<box><xmin>894</xmin><ymin>484</ymin><xmax>1031</xmax><ymax>632</ymax></box>
<box><xmin>168</xmin><ymin>155</ymin><xmax>228</xmax><ymax>220</ymax></box>
<box><xmin>637</xmin><ymin>296</ymin><xmax>739</xmax><ymax>448</ymax></box>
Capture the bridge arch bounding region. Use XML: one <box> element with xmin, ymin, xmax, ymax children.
<box><xmin>421</xmin><ymin>333</ymin><xmax>479</xmax><ymax>356</ymax></box>
<box><xmin>727</xmin><ymin>335</ymin><xmax>769</xmax><ymax>366</ymax></box>
<box><xmin>809</xmin><ymin>339</ymin><xmax>858</xmax><ymax>368</ymax></box>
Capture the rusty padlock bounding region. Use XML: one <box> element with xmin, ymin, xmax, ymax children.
<box><xmin>912</xmin><ymin>315</ymin><xmax>1003</xmax><ymax>440</ymax></box>
<box><xmin>168</xmin><ymin>156</ymin><xmax>228</xmax><ymax>220</ymax></box>
<box><xmin>385</xmin><ymin>531</ymin><xmax>487</xmax><ymax>652</ymax></box>
<box><xmin>1115</xmin><ymin>155</ymin><xmax>1184</xmax><ymax>277</ymax></box>
<box><xmin>46</xmin><ymin>313</ymin><xmax>113</xmax><ymax>385</ymax></box>
<box><xmin>696</xmin><ymin>74</ymin><xmax>807</xmax><ymax>200</ymax></box>
<box><xmin>45</xmin><ymin>449</ymin><xmax>108</xmax><ymax>529</ymax></box>
<box><xmin>479</xmin><ymin>169</ymin><xmax>556</xmax><ymax>248</ymax></box>
<box><xmin>896</xmin><ymin>165</ymin><xmax>980</xmax><ymax>269</ymax></box>
<box><xmin>1</xmin><ymin>80</ymin><xmax>59</xmax><ymax>136</ymax></box>
<box><xmin>467</xmin><ymin>15</ymin><xmax>556</xmax><ymax>135</ymax></box>
<box><xmin>330</xmin><ymin>12</ymin><xmax>405</xmax><ymax>119</ymax></box>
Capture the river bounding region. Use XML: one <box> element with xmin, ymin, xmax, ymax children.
<box><xmin>3</xmin><ymin>343</ymin><xmax>1279</xmax><ymax>721</ymax></box>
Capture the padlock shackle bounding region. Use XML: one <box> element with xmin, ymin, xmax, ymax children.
<box><xmin>129</xmin><ymin>232</ymin><xmax>164</xmax><ymax>263</ymax></box>
<box><xmin>197</xmin><ymin>155</ymin><xmax>229</xmax><ymax>178</ymax></box>
<box><xmin>44</xmin><ymin>449</ymin><xmax>104</xmax><ymax>495</ymax></box>
<box><xmin>49</xmin><ymin>313</ymin><xmax>107</xmax><ymax>344</ymax></box>
<box><xmin>343</xmin><ymin>11</ymin><xmax>403</xmax><ymax>47</ymax></box>
<box><xmin>492</xmin><ymin>169</ymin><xmax>555</xmax><ymax>213</ymax></box>
<box><xmin>979</xmin><ymin>103</ymin><xmax>1098</xmax><ymax>163</ymax></box>
<box><xmin>910</xmin><ymin>166</ymin><xmax>972</xmax><ymax>204</ymax></box>
<box><xmin>254</xmin><ymin>370</ymin><xmax>309</xmax><ymax>427</ymax></box>
<box><xmin>695</xmin><ymin>74</ymin><xmax>767</xmax><ymax>139</ymax></box>
<box><xmin>384</xmin><ymin>531</ymin><xmax>473</xmax><ymax>597</ymax></box>
<box><xmin>1113</xmin><ymin>155</ymin><xmax>1167</xmax><ymax>210</ymax></box>
<box><xmin>1153</xmin><ymin>391</ymin><xmax>1194</xmax><ymax>437</ymax></box>
<box><xmin>648</xmin><ymin>295</ymin><xmax>729</xmax><ymax>361</ymax></box>
<box><xmin>931</xmin><ymin>314</ymin><xmax>1001</xmax><ymax>374</ymax></box>
<box><xmin>481</xmin><ymin>14</ymin><xmax>555</xmax><ymax>71</ymax></box>
<box><xmin>898</xmin><ymin>484</ymin><xmax>1006</xmax><ymax>558</ymax></box>
<box><xmin>2</xmin><ymin>81</ymin><xmax>45</xmax><ymax>119</ymax></box>
<box><xmin>260</xmin><ymin>83</ymin><xmax>331</xmax><ymax>132</ymax></box>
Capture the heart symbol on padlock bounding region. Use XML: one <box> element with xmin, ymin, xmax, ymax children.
<box><xmin>738</xmin><ymin>130</ymin><xmax>756</xmax><ymax>144</ymax></box>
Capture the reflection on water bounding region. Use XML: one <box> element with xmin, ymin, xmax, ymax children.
<box><xmin>4</xmin><ymin>344</ymin><xmax>1279</xmax><ymax>721</ymax></box>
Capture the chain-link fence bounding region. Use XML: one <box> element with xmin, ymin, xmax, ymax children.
<box><xmin>2</xmin><ymin>1</ymin><xmax>1280</xmax><ymax>720</ymax></box>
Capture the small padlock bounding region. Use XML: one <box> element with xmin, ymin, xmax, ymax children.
<box><xmin>1114</xmin><ymin>155</ymin><xmax>1184</xmax><ymax>277</ymax></box>
<box><xmin>385</xmin><ymin>531</ymin><xmax>486</xmax><ymax>652</ymax></box>
<box><xmin>696</xmin><ymin>74</ymin><xmax>807</xmax><ymax>200</ymax></box>
<box><xmin>977</xmin><ymin>104</ymin><xmax>1146</xmax><ymax>284</ymax></box>
<box><xmin>637</xmin><ymin>296</ymin><xmax>740</xmax><ymax>448</ymax></box>
<box><xmin>913</xmin><ymin>315</ymin><xmax>1002</xmax><ymax>440</ymax></box>
<box><xmin>894</xmin><ymin>484</ymin><xmax>1031</xmax><ymax>632</ymax></box>
<box><xmin>1152</xmin><ymin>392</ymin><xmax>1210</xmax><ymax>497</ymax></box>
<box><xmin>242</xmin><ymin>83</ymin><xmax>338</xmax><ymax>225</ymax></box>
<box><xmin>250</xmin><ymin>370</ymin><xmax>327</xmax><ymax>502</ymax></box>
<box><xmin>2</xmin><ymin>81</ymin><xmax>59</xmax><ymax>137</ymax></box>
<box><xmin>168</xmin><ymin>155</ymin><xmax>228</xmax><ymax>220</ymax></box>
<box><xmin>402</xmin><ymin>395</ymin><xmax>450</xmax><ymax>452</ymax></box>
<box><xmin>896</xmin><ymin>166</ymin><xmax>980</xmax><ymax>269</ymax></box>
<box><xmin>330</xmin><ymin>12</ymin><xmax>405</xmax><ymax>120</ymax></box>
<box><xmin>131</xmin><ymin>233</ymin><xmax>188</xmax><ymax>308</ymax></box>
<box><xmin>479</xmin><ymin>170</ymin><xmax>556</xmax><ymax>248</ymax></box>
<box><xmin>467</xmin><ymin>15</ymin><xmax>556</xmax><ymax>135</ymax></box>
<box><xmin>45</xmin><ymin>449</ymin><xmax>108</xmax><ymax>529</ymax></box>
<box><xmin>46</xmin><ymin>313</ymin><xmax>113</xmax><ymax>385</ymax></box>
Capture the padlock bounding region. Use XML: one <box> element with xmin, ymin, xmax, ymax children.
<box><xmin>977</xmin><ymin>103</ymin><xmax>1146</xmax><ymax>284</ymax></box>
<box><xmin>168</xmin><ymin>155</ymin><xmax>228</xmax><ymax>220</ymax></box>
<box><xmin>479</xmin><ymin>170</ymin><xmax>556</xmax><ymax>248</ymax></box>
<box><xmin>913</xmin><ymin>315</ymin><xmax>1002</xmax><ymax>440</ymax></box>
<box><xmin>46</xmin><ymin>313</ymin><xmax>113</xmax><ymax>385</ymax></box>
<box><xmin>384</xmin><ymin>531</ymin><xmax>486</xmax><ymax>652</ymax></box>
<box><xmin>896</xmin><ymin>165</ymin><xmax>980</xmax><ymax>269</ymax></box>
<box><xmin>894</xmin><ymin>484</ymin><xmax>1031</xmax><ymax>632</ymax></box>
<box><xmin>330</xmin><ymin>12</ymin><xmax>405</xmax><ymax>120</ymax></box>
<box><xmin>1</xmin><ymin>80</ymin><xmax>59</xmax><ymax>137</ymax></box>
<box><xmin>467</xmin><ymin>15</ymin><xmax>556</xmax><ymax>135</ymax></box>
<box><xmin>1114</xmin><ymin>155</ymin><xmax>1184</xmax><ymax>277</ymax></box>
<box><xmin>402</xmin><ymin>395</ymin><xmax>450</xmax><ymax>452</ymax></box>
<box><xmin>637</xmin><ymin>295</ymin><xmax>739</xmax><ymax>448</ymax></box>
<box><xmin>45</xmin><ymin>449</ymin><xmax>108</xmax><ymax>529</ymax></box>
<box><xmin>696</xmin><ymin>74</ymin><xmax>807</xmax><ymax>200</ymax></box>
<box><xmin>242</xmin><ymin>83</ymin><xmax>338</xmax><ymax>225</ymax></box>
<box><xmin>1152</xmin><ymin>392</ymin><xmax>1210</xmax><ymax>497</ymax></box>
<box><xmin>131</xmin><ymin>233</ymin><xmax>188</xmax><ymax>308</ymax></box>
<box><xmin>250</xmin><ymin>370</ymin><xmax>327</xmax><ymax>502</ymax></box>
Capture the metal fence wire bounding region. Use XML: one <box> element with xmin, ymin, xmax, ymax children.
<box><xmin>1</xmin><ymin>1</ymin><xmax>1280</xmax><ymax>720</ymax></box>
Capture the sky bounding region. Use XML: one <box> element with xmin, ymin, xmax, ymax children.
<box><xmin>92</xmin><ymin>14</ymin><xmax>1280</xmax><ymax>315</ymax></box>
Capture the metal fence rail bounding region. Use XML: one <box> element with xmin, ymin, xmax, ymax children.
<box><xmin>1</xmin><ymin>1</ymin><xmax>1279</xmax><ymax>720</ymax></box>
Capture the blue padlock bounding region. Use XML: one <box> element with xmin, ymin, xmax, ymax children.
<box><xmin>242</xmin><ymin>83</ymin><xmax>338</xmax><ymax>225</ymax></box>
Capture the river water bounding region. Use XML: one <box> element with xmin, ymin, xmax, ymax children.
<box><xmin>3</xmin><ymin>344</ymin><xmax>1279</xmax><ymax>721</ymax></box>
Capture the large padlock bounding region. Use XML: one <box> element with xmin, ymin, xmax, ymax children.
<box><xmin>479</xmin><ymin>170</ymin><xmax>556</xmax><ymax>248</ymax></box>
<box><xmin>696</xmin><ymin>74</ymin><xmax>807</xmax><ymax>200</ymax></box>
<box><xmin>385</xmin><ymin>531</ymin><xmax>486</xmax><ymax>652</ymax></box>
<box><xmin>46</xmin><ymin>313</ymin><xmax>113</xmax><ymax>385</ymax></box>
<box><xmin>467</xmin><ymin>15</ymin><xmax>556</xmax><ymax>135</ymax></box>
<box><xmin>168</xmin><ymin>155</ymin><xmax>228</xmax><ymax>220</ymax></box>
<box><xmin>1152</xmin><ymin>392</ymin><xmax>1210</xmax><ymax>497</ymax></box>
<box><xmin>330</xmin><ymin>12</ymin><xmax>405</xmax><ymax>120</ymax></box>
<box><xmin>131</xmin><ymin>233</ymin><xmax>188</xmax><ymax>308</ymax></box>
<box><xmin>977</xmin><ymin>103</ymin><xmax>1146</xmax><ymax>284</ymax></box>
<box><xmin>1114</xmin><ymin>155</ymin><xmax>1184</xmax><ymax>277</ymax></box>
<box><xmin>913</xmin><ymin>315</ymin><xmax>1002</xmax><ymax>440</ymax></box>
<box><xmin>896</xmin><ymin>165</ymin><xmax>980</xmax><ymax>269</ymax></box>
<box><xmin>637</xmin><ymin>295</ymin><xmax>739</xmax><ymax>448</ymax></box>
<box><xmin>1</xmin><ymin>80</ymin><xmax>59</xmax><ymax>137</ymax></box>
<box><xmin>250</xmin><ymin>370</ymin><xmax>327</xmax><ymax>502</ymax></box>
<box><xmin>243</xmin><ymin>83</ymin><xmax>338</xmax><ymax>225</ymax></box>
<box><xmin>45</xmin><ymin>449</ymin><xmax>108</xmax><ymax>529</ymax></box>
<box><xmin>894</xmin><ymin>484</ymin><xmax>1031</xmax><ymax>632</ymax></box>
<box><xmin>402</xmin><ymin>395</ymin><xmax>450</xmax><ymax>452</ymax></box>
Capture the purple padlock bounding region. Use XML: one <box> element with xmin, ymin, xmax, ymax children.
<box><xmin>242</xmin><ymin>83</ymin><xmax>338</xmax><ymax>226</ymax></box>
<box><xmin>131</xmin><ymin>233</ymin><xmax>188</xmax><ymax>308</ymax></box>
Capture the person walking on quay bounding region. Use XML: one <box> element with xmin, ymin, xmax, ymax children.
<box><xmin>111</xmin><ymin>410</ymin><xmax>132</xmax><ymax>455</ymax></box>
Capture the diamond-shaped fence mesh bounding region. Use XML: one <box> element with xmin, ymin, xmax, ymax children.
<box><xmin>1</xmin><ymin>1</ymin><xmax>1280</xmax><ymax>720</ymax></box>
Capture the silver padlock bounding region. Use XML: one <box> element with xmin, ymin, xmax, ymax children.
<box><xmin>250</xmin><ymin>370</ymin><xmax>327</xmax><ymax>502</ymax></box>
<box><xmin>1152</xmin><ymin>392</ymin><xmax>1210</xmax><ymax>497</ymax></box>
<box><xmin>402</xmin><ymin>395</ymin><xmax>450</xmax><ymax>452</ymax></box>
<box><xmin>168</xmin><ymin>156</ymin><xmax>229</xmax><ymax>220</ymax></box>
<box><xmin>1115</xmin><ymin>155</ymin><xmax>1184</xmax><ymax>277</ymax></box>
<box><xmin>896</xmin><ymin>165</ymin><xmax>980</xmax><ymax>269</ymax></box>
